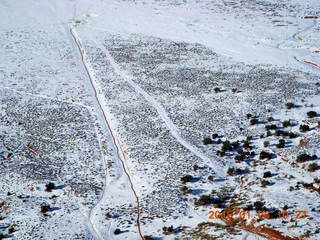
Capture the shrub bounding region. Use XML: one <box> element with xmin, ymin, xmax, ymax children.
<box><xmin>0</xmin><ymin>234</ymin><xmax>4</xmax><ymax>240</ymax></box>
<box><xmin>285</xmin><ymin>102</ymin><xmax>295</xmax><ymax>109</ymax></box>
<box><xmin>232</xmin><ymin>88</ymin><xmax>237</xmax><ymax>93</ymax></box>
<box><xmin>214</xmin><ymin>87</ymin><xmax>221</xmax><ymax>93</ymax></box>
<box><xmin>289</xmin><ymin>132</ymin><xmax>297</xmax><ymax>138</ymax></box>
<box><xmin>246</xmin><ymin>113</ymin><xmax>252</xmax><ymax>119</ymax></box>
<box><xmin>282</xmin><ymin>120</ymin><xmax>291</xmax><ymax>128</ymax></box>
<box><xmin>307</xmin><ymin>111</ymin><xmax>317</xmax><ymax>118</ymax></box>
<box><xmin>250</xmin><ymin>119</ymin><xmax>259</xmax><ymax>125</ymax></box>
<box><xmin>261</xmin><ymin>180</ymin><xmax>270</xmax><ymax>187</ymax></box>
<box><xmin>254</xmin><ymin>201</ymin><xmax>265</xmax><ymax>211</ymax></box>
<box><xmin>263</xmin><ymin>171</ymin><xmax>272</xmax><ymax>178</ymax></box>
<box><xmin>235</xmin><ymin>154</ymin><xmax>246</xmax><ymax>162</ymax></box>
<box><xmin>267</xmin><ymin>117</ymin><xmax>274</xmax><ymax>122</ymax></box>
<box><xmin>114</xmin><ymin>229</ymin><xmax>121</xmax><ymax>235</ymax></box>
<box><xmin>308</xmin><ymin>163</ymin><xmax>319</xmax><ymax>172</ymax></box>
<box><xmin>296</xmin><ymin>153</ymin><xmax>311</xmax><ymax>163</ymax></box>
<box><xmin>144</xmin><ymin>236</ymin><xmax>154</xmax><ymax>240</ymax></box>
<box><xmin>195</xmin><ymin>195</ymin><xmax>212</xmax><ymax>206</ymax></box>
<box><xmin>243</xmin><ymin>141</ymin><xmax>251</xmax><ymax>149</ymax></box>
<box><xmin>265</xmin><ymin>124</ymin><xmax>277</xmax><ymax>130</ymax></box>
<box><xmin>212</xmin><ymin>133</ymin><xmax>219</xmax><ymax>139</ymax></box>
<box><xmin>263</xmin><ymin>141</ymin><xmax>270</xmax><ymax>148</ymax></box>
<box><xmin>276</xmin><ymin>139</ymin><xmax>285</xmax><ymax>148</ymax></box>
<box><xmin>179</xmin><ymin>186</ymin><xmax>190</xmax><ymax>195</ymax></box>
<box><xmin>266</xmin><ymin>130</ymin><xmax>272</xmax><ymax>137</ymax></box>
<box><xmin>260</xmin><ymin>151</ymin><xmax>272</xmax><ymax>160</ymax></box>
<box><xmin>193</xmin><ymin>164</ymin><xmax>199</xmax><ymax>171</ymax></box>
<box><xmin>181</xmin><ymin>175</ymin><xmax>193</xmax><ymax>183</ymax></box>
<box><xmin>203</xmin><ymin>137</ymin><xmax>212</xmax><ymax>145</ymax></box>
<box><xmin>227</xmin><ymin>167</ymin><xmax>235</xmax><ymax>176</ymax></box>
<box><xmin>40</xmin><ymin>205</ymin><xmax>51</xmax><ymax>214</ymax></box>
<box><xmin>45</xmin><ymin>182</ymin><xmax>55</xmax><ymax>192</ymax></box>
<box><xmin>163</xmin><ymin>225</ymin><xmax>174</xmax><ymax>233</ymax></box>
<box><xmin>208</xmin><ymin>175</ymin><xmax>214</xmax><ymax>181</ymax></box>
<box><xmin>299</xmin><ymin>124</ymin><xmax>310</xmax><ymax>132</ymax></box>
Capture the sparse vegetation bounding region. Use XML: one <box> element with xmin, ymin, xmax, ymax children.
<box><xmin>285</xmin><ymin>102</ymin><xmax>295</xmax><ymax>109</ymax></box>
<box><xmin>181</xmin><ymin>175</ymin><xmax>193</xmax><ymax>183</ymax></box>
<box><xmin>299</xmin><ymin>124</ymin><xmax>310</xmax><ymax>132</ymax></box>
<box><xmin>307</xmin><ymin>111</ymin><xmax>317</xmax><ymax>118</ymax></box>
<box><xmin>259</xmin><ymin>151</ymin><xmax>272</xmax><ymax>160</ymax></box>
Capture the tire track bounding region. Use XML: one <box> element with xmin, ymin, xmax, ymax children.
<box><xmin>70</xmin><ymin>23</ymin><xmax>144</xmax><ymax>240</ymax></box>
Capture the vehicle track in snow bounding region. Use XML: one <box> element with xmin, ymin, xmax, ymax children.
<box><xmin>70</xmin><ymin>23</ymin><xmax>144</xmax><ymax>240</ymax></box>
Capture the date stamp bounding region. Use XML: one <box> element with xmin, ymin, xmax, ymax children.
<box><xmin>209</xmin><ymin>208</ymin><xmax>308</xmax><ymax>220</ymax></box>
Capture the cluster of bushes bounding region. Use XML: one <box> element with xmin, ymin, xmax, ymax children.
<box><xmin>162</xmin><ymin>226</ymin><xmax>174</xmax><ymax>234</ymax></box>
<box><xmin>308</xmin><ymin>163</ymin><xmax>319</xmax><ymax>172</ymax></box>
<box><xmin>296</xmin><ymin>153</ymin><xmax>317</xmax><ymax>163</ymax></box>
<box><xmin>181</xmin><ymin>175</ymin><xmax>193</xmax><ymax>183</ymax></box>
<box><xmin>259</xmin><ymin>151</ymin><xmax>273</xmax><ymax>160</ymax></box>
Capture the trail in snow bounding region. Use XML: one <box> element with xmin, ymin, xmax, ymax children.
<box><xmin>86</xmin><ymin>31</ymin><xmax>226</xmax><ymax>179</ymax></box>
<box><xmin>70</xmin><ymin>23</ymin><xmax>144</xmax><ymax>240</ymax></box>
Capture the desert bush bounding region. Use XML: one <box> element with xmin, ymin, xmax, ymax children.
<box><xmin>265</xmin><ymin>124</ymin><xmax>277</xmax><ymax>130</ymax></box>
<box><xmin>276</xmin><ymin>139</ymin><xmax>285</xmax><ymax>148</ymax></box>
<box><xmin>212</xmin><ymin>133</ymin><xmax>219</xmax><ymax>139</ymax></box>
<box><xmin>259</xmin><ymin>151</ymin><xmax>272</xmax><ymax>160</ymax></box>
<box><xmin>214</xmin><ymin>87</ymin><xmax>221</xmax><ymax>93</ymax></box>
<box><xmin>282</xmin><ymin>120</ymin><xmax>291</xmax><ymax>128</ymax></box>
<box><xmin>261</xmin><ymin>179</ymin><xmax>270</xmax><ymax>187</ymax></box>
<box><xmin>250</xmin><ymin>119</ymin><xmax>259</xmax><ymax>125</ymax></box>
<box><xmin>263</xmin><ymin>171</ymin><xmax>272</xmax><ymax>178</ymax></box>
<box><xmin>267</xmin><ymin>117</ymin><xmax>274</xmax><ymax>122</ymax></box>
<box><xmin>296</xmin><ymin>153</ymin><xmax>311</xmax><ymax>163</ymax></box>
<box><xmin>203</xmin><ymin>137</ymin><xmax>212</xmax><ymax>145</ymax></box>
<box><xmin>285</xmin><ymin>102</ymin><xmax>295</xmax><ymax>109</ymax></box>
<box><xmin>227</xmin><ymin>167</ymin><xmax>235</xmax><ymax>176</ymax></box>
<box><xmin>299</xmin><ymin>124</ymin><xmax>310</xmax><ymax>132</ymax></box>
<box><xmin>263</xmin><ymin>141</ymin><xmax>270</xmax><ymax>147</ymax></box>
<box><xmin>195</xmin><ymin>195</ymin><xmax>212</xmax><ymax>206</ymax></box>
<box><xmin>254</xmin><ymin>201</ymin><xmax>265</xmax><ymax>211</ymax></box>
<box><xmin>246</xmin><ymin>113</ymin><xmax>252</xmax><ymax>119</ymax></box>
<box><xmin>40</xmin><ymin>205</ymin><xmax>51</xmax><ymax>214</ymax></box>
<box><xmin>181</xmin><ymin>175</ymin><xmax>193</xmax><ymax>183</ymax></box>
<box><xmin>308</xmin><ymin>163</ymin><xmax>319</xmax><ymax>172</ymax></box>
<box><xmin>307</xmin><ymin>111</ymin><xmax>317</xmax><ymax>118</ymax></box>
<box><xmin>45</xmin><ymin>182</ymin><xmax>55</xmax><ymax>192</ymax></box>
<box><xmin>114</xmin><ymin>229</ymin><xmax>121</xmax><ymax>235</ymax></box>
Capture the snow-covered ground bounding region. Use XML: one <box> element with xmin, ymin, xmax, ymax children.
<box><xmin>0</xmin><ymin>0</ymin><xmax>319</xmax><ymax>239</ymax></box>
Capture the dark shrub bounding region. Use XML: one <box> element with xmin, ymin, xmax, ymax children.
<box><xmin>260</xmin><ymin>151</ymin><xmax>272</xmax><ymax>160</ymax></box>
<box><xmin>212</xmin><ymin>133</ymin><xmax>219</xmax><ymax>139</ymax></box>
<box><xmin>235</xmin><ymin>154</ymin><xmax>246</xmax><ymax>162</ymax></box>
<box><xmin>243</xmin><ymin>141</ymin><xmax>251</xmax><ymax>149</ymax></box>
<box><xmin>265</xmin><ymin>124</ymin><xmax>277</xmax><ymax>130</ymax></box>
<box><xmin>246</xmin><ymin>113</ymin><xmax>252</xmax><ymax>119</ymax></box>
<box><xmin>308</xmin><ymin>163</ymin><xmax>319</xmax><ymax>172</ymax></box>
<box><xmin>263</xmin><ymin>141</ymin><xmax>270</xmax><ymax>147</ymax></box>
<box><xmin>307</xmin><ymin>111</ymin><xmax>317</xmax><ymax>118</ymax></box>
<box><xmin>289</xmin><ymin>132</ymin><xmax>297</xmax><ymax>138</ymax></box>
<box><xmin>263</xmin><ymin>171</ymin><xmax>272</xmax><ymax>178</ymax></box>
<box><xmin>311</xmin><ymin>155</ymin><xmax>318</xmax><ymax>160</ymax></box>
<box><xmin>232</xmin><ymin>88</ymin><xmax>238</xmax><ymax>93</ymax></box>
<box><xmin>193</xmin><ymin>164</ymin><xmax>199</xmax><ymax>171</ymax></box>
<box><xmin>40</xmin><ymin>205</ymin><xmax>51</xmax><ymax>214</ymax></box>
<box><xmin>250</xmin><ymin>119</ymin><xmax>259</xmax><ymax>125</ymax></box>
<box><xmin>299</xmin><ymin>124</ymin><xmax>310</xmax><ymax>132</ymax></box>
<box><xmin>296</xmin><ymin>153</ymin><xmax>311</xmax><ymax>163</ymax></box>
<box><xmin>261</xmin><ymin>180</ymin><xmax>270</xmax><ymax>187</ymax></box>
<box><xmin>254</xmin><ymin>201</ymin><xmax>265</xmax><ymax>211</ymax></box>
<box><xmin>195</xmin><ymin>195</ymin><xmax>212</xmax><ymax>206</ymax></box>
<box><xmin>214</xmin><ymin>87</ymin><xmax>221</xmax><ymax>93</ymax></box>
<box><xmin>227</xmin><ymin>167</ymin><xmax>235</xmax><ymax>176</ymax></box>
<box><xmin>114</xmin><ymin>229</ymin><xmax>121</xmax><ymax>235</ymax></box>
<box><xmin>276</xmin><ymin>139</ymin><xmax>285</xmax><ymax>148</ymax></box>
<box><xmin>45</xmin><ymin>182</ymin><xmax>55</xmax><ymax>192</ymax></box>
<box><xmin>203</xmin><ymin>137</ymin><xmax>212</xmax><ymax>145</ymax></box>
<box><xmin>267</xmin><ymin>117</ymin><xmax>274</xmax><ymax>122</ymax></box>
<box><xmin>282</xmin><ymin>120</ymin><xmax>291</xmax><ymax>128</ymax></box>
<box><xmin>208</xmin><ymin>175</ymin><xmax>214</xmax><ymax>181</ymax></box>
<box><xmin>266</xmin><ymin>130</ymin><xmax>272</xmax><ymax>137</ymax></box>
<box><xmin>181</xmin><ymin>175</ymin><xmax>193</xmax><ymax>183</ymax></box>
<box><xmin>180</xmin><ymin>186</ymin><xmax>190</xmax><ymax>195</ymax></box>
<box><xmin>285</xmin><ymin>102</ymin><xmax>295</xmax><ymax>109</ymax></box>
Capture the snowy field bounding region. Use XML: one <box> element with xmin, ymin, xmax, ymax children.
<box><xmin>0</xmin><ymin>0</ymin><xmax>319</xmax><ymax>239</ymax></box>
